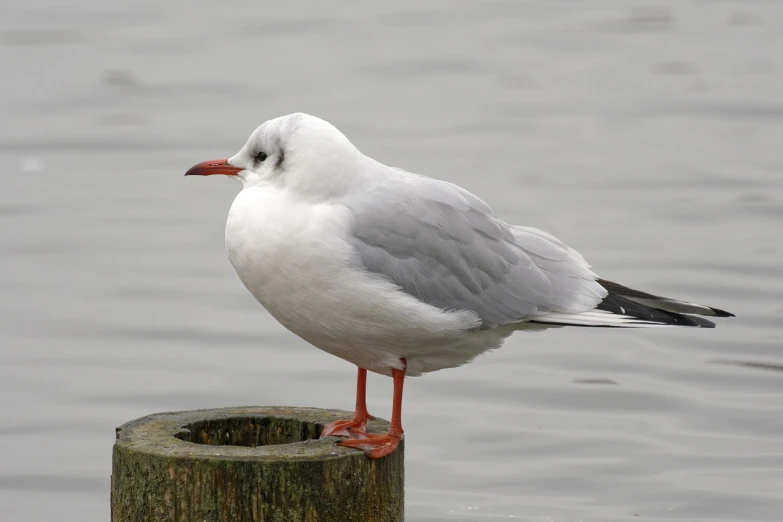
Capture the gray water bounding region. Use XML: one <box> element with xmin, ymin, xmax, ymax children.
<box><xmin>1</xmin><ymin>1</ymin><xmax>782</xmax><ymax>520</ymax></box>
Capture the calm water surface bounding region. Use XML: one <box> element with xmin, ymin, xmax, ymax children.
<box><xmin>1</xmin><ymin>1</ymin><xmax>782</xmax><ymax>520</ymax></box>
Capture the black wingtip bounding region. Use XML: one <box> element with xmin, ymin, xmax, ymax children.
<box><xmin>596</xmin><ymin>293</ymin><xmax>719</xmax><ymax>328</ymax></box>
<box><xmin>688</xmin><ymin>315</ymin><xmax>717</xmax><ymax>328</ymax></box>
<box><xmin>710</xmin><ymin>307</ymin><xmax>735</xmax><ymax>318</ymax></box>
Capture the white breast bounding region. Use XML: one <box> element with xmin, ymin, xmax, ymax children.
<box><xmin>225</xmin><ymin>187</ymin><xmax>351</xmax><ymax>324</ymax></box>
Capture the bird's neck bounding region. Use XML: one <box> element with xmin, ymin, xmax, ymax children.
<box><xmin>277</xmin><ymin>153</ymin><xmax>378</xmax><ymax>203</ymax></box>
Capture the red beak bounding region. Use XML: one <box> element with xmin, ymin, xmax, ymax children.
<box><xmin>184</xmin><ymin>159</ymin><xmax>242</xmax><ymax>177</ymax></box>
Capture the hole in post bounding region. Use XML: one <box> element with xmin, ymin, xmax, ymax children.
<box><xmin>175</xmin><ymin>416</ymin><xmax>323</xmax><ymax>447</ymax></box>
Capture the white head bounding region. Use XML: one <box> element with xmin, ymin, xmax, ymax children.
<box><xmin>185</xmin><ymin>113</ymin><xmax>363</xmax><ymax>199</ymax></box>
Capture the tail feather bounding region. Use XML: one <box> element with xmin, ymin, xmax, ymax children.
<box><xmin>529</xmin><ymin>279</ymin><xmax>734</xmax><ymax>329</ymax></box>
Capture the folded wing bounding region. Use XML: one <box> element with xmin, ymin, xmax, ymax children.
<box><xmin>344</xmin><ymin>174</ymin><xmax>607</xmax><ymax>328</ymax></box>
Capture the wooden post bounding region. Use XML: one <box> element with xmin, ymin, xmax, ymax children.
<box><xmin>111</xmin><ymin>406</ymin><xmax>404</xmax><ymax>522</ymax></box>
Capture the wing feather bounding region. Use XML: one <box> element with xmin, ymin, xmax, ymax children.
<box><xmin>345</xmin><ymin>175</ymin><xmax>606</xmax><ymax>327</ymax></box>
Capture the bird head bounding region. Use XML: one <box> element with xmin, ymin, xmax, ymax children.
<box><xmin>185</xmin><ymin>112</ymin><xmax>362</xmax><ymax>199</ymax></box>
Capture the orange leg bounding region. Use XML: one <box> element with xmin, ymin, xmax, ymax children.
<box><xmin>338</xmin><ymin>359</ymin><xmax>406</xmax><ymax>459</ymax></box>
<box><xmin>320</xmin><ymin>367</ymin><xmax>375</xmax><ymax>438</ymax></box>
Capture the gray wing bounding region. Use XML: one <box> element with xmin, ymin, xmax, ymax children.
<box><xmin>345</xmin><ymin>174</ymin><xmax>607</xmax><ymax>328</ymax></box>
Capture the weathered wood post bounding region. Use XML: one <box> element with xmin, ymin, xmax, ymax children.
<box><xmin>111</xmin><ymin>406</ymin><xmax>404</xmax><ymax>522</ymax></box>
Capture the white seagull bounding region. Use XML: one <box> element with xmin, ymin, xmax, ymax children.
<box><xmin>186</xmin><ymin>113</ymin><xmax>733</xmax><ymax>458</ymax></box>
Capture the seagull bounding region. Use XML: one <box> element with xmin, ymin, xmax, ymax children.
<box><xmin>185</xmin><ymin>113</ymin><xmax>734</xmax><ymax>458</ymax></box>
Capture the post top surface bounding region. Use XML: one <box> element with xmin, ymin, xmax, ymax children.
<box><xmin>115</xmin><ymin>406</ymin><xmax>393</xmax><ymax>462</ymax></box>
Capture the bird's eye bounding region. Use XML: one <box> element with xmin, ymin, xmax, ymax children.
<box><xmin>255</xmin><ymin>151</ymin><xmax>268</xmax><ymax>163</ymax></box>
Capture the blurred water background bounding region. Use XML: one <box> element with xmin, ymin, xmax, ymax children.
<box><xmin>1</xmin><ymin>1</ymin><xmax>782</xmax><ymax>520</ymax></box>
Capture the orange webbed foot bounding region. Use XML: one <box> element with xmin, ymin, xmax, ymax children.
<box><xmin>320</xmin><ymin>414</ymin><xmax>374</xmax><ymax>438</ymax></box>
<box><xmin>337</xmin><ymin>432</ymin><xmax>402</xmax><ymax>459</ymax></box>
